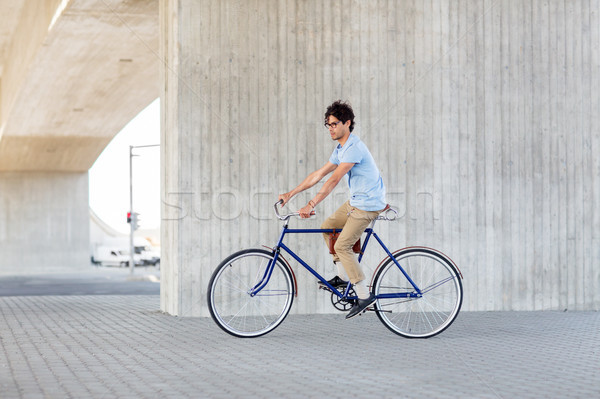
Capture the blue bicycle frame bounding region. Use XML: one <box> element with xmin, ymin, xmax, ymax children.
<box><xmin>249</xmin><ymin>223</ymin><xmax>423</xmax><ymax>301</ymax></box>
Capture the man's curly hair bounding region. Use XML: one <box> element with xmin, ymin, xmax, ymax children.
<box><xmin>325</xmin><ymin>100</ymin><xmax>355</xmax><ymax>132</ymax></box>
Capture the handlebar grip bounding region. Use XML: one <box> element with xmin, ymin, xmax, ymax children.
<box><xmin>274</xmin><ymin>201</ymin><xmax>283</xmax><ymax>219</ymax></box>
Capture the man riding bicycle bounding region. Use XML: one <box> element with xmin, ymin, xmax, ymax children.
<box><xmin>278</xmin><ymin>100</ymin><xmax>387</xmax><ymax>319</ymax></box>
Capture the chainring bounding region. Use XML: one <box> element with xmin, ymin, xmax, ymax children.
<box><xmin>330</xmin><ymin>287</ymin><xmax>357</xmax><ymax>311</ymax></box>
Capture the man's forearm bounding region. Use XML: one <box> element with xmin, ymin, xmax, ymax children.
<box><xmin>310</xmin><ymin>175</ymin><xmax>340</xmax><ymax>206</ymax></box>
<box><xmin>289</xmin><ymin>170</ymin><xmax>323</xmax><ymax>197</ymax></box>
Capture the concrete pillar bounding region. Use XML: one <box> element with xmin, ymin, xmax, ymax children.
<box><xmin>161</xmin><ymin>0</ymin><xmax>600</xmax><ymax>315</ymax></box>
<box><xmin>0</xmin><ymin>172</ymin><xmax>89</xmax><ymax>275</ymax></box>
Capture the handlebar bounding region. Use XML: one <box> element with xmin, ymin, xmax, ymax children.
<box><xmin>274</xmin><ymin>200</ymin><xmax>399</xmax><ymax>221</ymax></box>
<box><xmin>273</xmin><ymin>200</ymin><xmax>316</xmax><ymax>221</ymax></box>
<box><xmin>376</xmin><ymin>206</ymin><xmax>399</xmax><ymax>221</ymax></box>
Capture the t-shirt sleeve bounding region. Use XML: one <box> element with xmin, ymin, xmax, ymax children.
<box><xmin>329</xmin><ymin>150</ymin><xmax>340</xmax><ymax>165</ymax></box>
<box><xmin>339</xmin><ymin>143</ymin><xmax>363</xmax><ymax>164</ymax></box>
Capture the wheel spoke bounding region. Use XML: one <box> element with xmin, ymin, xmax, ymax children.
<box><xmin>420</xmin><ymin>275</ymin><xmax>456</xmax><ymax>294</ymax></box>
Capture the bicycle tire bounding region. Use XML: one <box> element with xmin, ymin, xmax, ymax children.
<box><xmin>207</xmin><ymin>248</ymin><xmax>294</xmax><ymax>338</ymax></box>
<box><xmin>372</xmin><ymin>247</ymin><xmax>463</xmax><ymax>338</ymax></box>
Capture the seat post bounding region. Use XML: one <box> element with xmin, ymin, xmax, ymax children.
<box><xmin>369</xmin><ymin>218</ymin><xmax>378</xmax><ymax>230</ymax></box>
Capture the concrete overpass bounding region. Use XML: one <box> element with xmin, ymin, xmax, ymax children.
<box><xmin>0</xmin><ymin>0</ymin><xmax>157</xmax><ymax>273</ymax></box>
<box><xmin>1</xmin><ymin>0</ymin><xmax>599</xmax><ymax>316</ymax></box>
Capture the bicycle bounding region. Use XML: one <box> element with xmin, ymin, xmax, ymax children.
<box><xmin>207</xmin><ymin>201</ymin><xmax>463</xmax><ymax>338</ymax></box>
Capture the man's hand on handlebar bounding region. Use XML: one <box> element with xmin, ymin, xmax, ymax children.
<box><xmin>298</xmin><ymin>203</ymin><xmax>314</xmax><ymax>219</ymax></box>
<box><xmin>274</xmin><ymin>199</ymin><xmax>316</xmax><ymax>220</ymax></box>
<box><xmin>278</xmin><ymin>193</ymin><xmax>293</xmax><ymax>207</ymax></box>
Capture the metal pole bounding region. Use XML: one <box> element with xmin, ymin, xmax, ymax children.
<box><xmin>129</xmin><ymin>145</ymin><xmax>135</xmax><ymax>274</ymax></box>
<box><xmin>128</xmin><ymin>144</ymin><xmax>159</xmax><ymax>275</ymax></box>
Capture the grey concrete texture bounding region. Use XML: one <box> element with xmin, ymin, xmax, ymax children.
<box><xmin>0</xmin><ymin>0</ymin><xmax>158</xmax><ymax>172</ymax></box>
<box><xmin>161</xmin><ymin>0</ymin><xmax>600</xmax><ymax>317</ymax></box>
<box><xmin>0</xmin><ymin>172</ymin><xmax>90</xmax><ymax>275</ymax></box>
<box><xmin>1</xmin><ymin>294</ymin><xmax>598</xmax><ymax>398</ymax></box>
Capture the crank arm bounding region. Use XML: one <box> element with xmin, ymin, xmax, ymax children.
<box><xmin>369</xmin><ymin>308</ymin><xmax>392</xmax><ymax>313</ymax></box>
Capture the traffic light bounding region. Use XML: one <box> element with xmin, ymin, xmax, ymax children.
<box><xmin>131</xmin><ymin>212</ymin><xmax>140</xmax><ymax>230</ymax></box>
<box><xmin>127</xmin><ymin>212</ymin><xmax>140</xmax><ymax>230</ymax></box>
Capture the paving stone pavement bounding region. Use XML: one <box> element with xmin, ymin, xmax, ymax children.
<box><xmin>0</xmin><ymin>295</ymin><xmax>598</xmax><ymax>399</ymax></box>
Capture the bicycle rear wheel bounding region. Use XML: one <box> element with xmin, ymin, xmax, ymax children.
<box><xmin>372</xmin><ymin>247</ymin><xmax>463</xmax><ymax>338</ymax></box>
<box><xmin>207</xmin><ymin>249</ymin><xmax>294</xmax><ymax>338</ymax></box>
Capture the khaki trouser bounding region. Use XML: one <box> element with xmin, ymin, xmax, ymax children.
<box><xmin>321</xmin><ymin>201</ymin><xmax>384</xmax><ymax>284</ymax></box>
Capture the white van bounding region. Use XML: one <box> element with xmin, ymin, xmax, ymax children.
<box><xmin>92</xmin><ymin>246</ymin><xmax>144</xmax><ymax>267</ymax></box>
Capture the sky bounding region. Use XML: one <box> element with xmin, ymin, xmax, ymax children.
<box><xmin>88</xmin><ymin>98</ymin><xmax>160</xmax><ymax>234</ymax></box>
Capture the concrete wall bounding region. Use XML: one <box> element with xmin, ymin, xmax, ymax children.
<box><xmin>0</xmin><ymin>172</ymin><xmax>89</xmax><ymax>275</ymax></box>
<box><xmin>161</xmin><ymin>0</ymin><xmax>600</xmax><ymax>316</ymax></box>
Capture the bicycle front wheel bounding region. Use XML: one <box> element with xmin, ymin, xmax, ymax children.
<box><xmin>373</xmin><ymin>247</ymin><xmax>463</xmax><ymax>338</ymax></box>
<box><xmin>207</xmin><ymin>249</ymin><xmax>294</xmax><ymax>338</ymax></box>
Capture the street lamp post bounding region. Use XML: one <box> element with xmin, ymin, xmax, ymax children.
<box><xmin>129</xmin><ymin>144</ymin><xmax>159</xmax><ymax>274</ymax></box>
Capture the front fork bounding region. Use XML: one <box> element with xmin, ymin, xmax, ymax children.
<box><xmin>249</xmin><ymin>247</ymin><xmax>281</xmax><ymax>297</ymax></box>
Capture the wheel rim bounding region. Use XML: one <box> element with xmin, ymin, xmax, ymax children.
<box><xmin>209</xmin><ymin>251</ymin><xmax>293</xmax><ymax>337</ymax></box>
<box><xmin>374</xmin><ymin>250</ymin><xmax>462</xmax><ymax>338</ymax></box>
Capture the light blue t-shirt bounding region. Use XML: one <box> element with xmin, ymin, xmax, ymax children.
<box><xmin>329</xmin><ymin>134</ymin><xmax>386</xmax><ymax>211</ymax></box>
